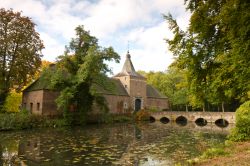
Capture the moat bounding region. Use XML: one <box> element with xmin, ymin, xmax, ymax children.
<box><xmin>0</xmin><ymin>122</ymin><xmax>232</xmax><ymax>166</ymax></box>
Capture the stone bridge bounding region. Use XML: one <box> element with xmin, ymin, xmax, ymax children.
<box><xmin>149</xmin><ymin>111</ymin><xmax>235</xmax><ymax>124</ymax></box>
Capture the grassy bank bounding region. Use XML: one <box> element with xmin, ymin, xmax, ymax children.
<box><xmin>188</xmin><ymin>141</ymin><xmax>250</xmax><ymax>166</ymax></box>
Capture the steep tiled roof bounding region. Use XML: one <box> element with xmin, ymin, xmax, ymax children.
<box><xmin>23</xmin><ymin>77</ymin><xmax>52</xmax><ymax>92</ymax></box>
<box><xmin>146</xmin><ymin>84</ymin><xmax>167</xmax><ymax>99</ymax></box>
<box><xmin>114</xmin><ymin>51</ymin><xmax>145</xmax><ymax>79</ymax></box>
<box><xmin>93</xmin><ymin>78</ymin><xmax>129</xmax><ymax>96</ymax></box>
<box><xmin>23</xmin><ymin>77</ymin><xmax>129</xmax><ymax>96</ymax></box>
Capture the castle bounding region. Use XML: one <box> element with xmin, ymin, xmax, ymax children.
<box><xmin>22</xmin><ymin>52</ymin><xmax>169</xmax><ymax>115</ymax></box>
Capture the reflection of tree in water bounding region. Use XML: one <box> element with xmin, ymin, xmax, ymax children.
<box><xmin>0</xmin><ymin>144</ymin><xmax>2</xmax><ymax>165</ymax></box>
<box><xmin>0</xmin><ymin>137</ymin><xmax>20</xmax><ymax>166</ymax></box>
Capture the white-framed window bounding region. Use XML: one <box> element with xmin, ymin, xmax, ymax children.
<box><xmin>124</xmin><ymin>102</ymin><xmax>128</xmax><ymax>109</ymax></box>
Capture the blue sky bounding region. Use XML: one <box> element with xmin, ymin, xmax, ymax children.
<box><xmin>1</xmin><ymin>0</ymin><xmax>190</xmax><ymax>74</ymax></box>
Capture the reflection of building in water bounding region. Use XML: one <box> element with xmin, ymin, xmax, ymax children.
<box><xmin>18</xmin><ymin>138</ymin><xmax>41</xmax><ymax>164</ymax></box>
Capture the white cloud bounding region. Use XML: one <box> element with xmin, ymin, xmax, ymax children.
<box><xmin>0</xmin><ymin>0</ymin><xmax>190</xmax><ymax>73</ymax></box>
<box><xmin>110</xmin><ymin>21</ymin><xmax>174</xmax><ymax>73</ymax></box>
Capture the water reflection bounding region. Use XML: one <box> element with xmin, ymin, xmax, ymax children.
<box><xmin>0</xmin><ymin>122</ymin><xmax>232</xmax><ymax>166</ymax></box>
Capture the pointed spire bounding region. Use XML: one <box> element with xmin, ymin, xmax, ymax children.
<box><xmin>113</xmin><ymin>50</ymin><xmax>145</xmax><ymax>79</ymax></box>
<box><xmin>126</xmin><ymin>50</ymin><xmax>131</xmax><ymax>59</ymax></box>
<box><xmin>122</xmin><ymin>51</ymin><xmax>135</xmax><ymax>74</ymax></box>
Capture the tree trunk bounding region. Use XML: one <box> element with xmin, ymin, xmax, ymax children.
<box><xmin>185</xmin><ymin>104</ymin><xmax>188</xmax><ymax>112</ymax></box>
<box><xmin>222</xmin><ymin>102</ymin><xmax>225</xmax><ymax>125</ymax></box>
<box><xmin>222</xmin><ymin>102</ymin><xmax>225</xmax><ymax>113</ymax></box>
<box><xmin>0</xmin><ymin>90</ymin><xmax>8</xmax><ymax>111</ymax></box>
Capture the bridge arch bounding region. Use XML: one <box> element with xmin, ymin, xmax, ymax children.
<box><xmin>149</xmin><ymin>116</ymin><xmax>156</xmax><ymax>123</ymax></box>
<box><xmin>160</xmin><ymin>117</ymin><xmax>170</xmax><ymax>124</ymax></box>
<box><xmin>195</xmin><ymin>118</ymin><xmax>207</xmax><ymax>126</ymax></box>
<box><xmin>176</xmin><ymin>116</ymin><xmax>188</xmax><ymax>126</ymax></box>
<box><xmin>215</xmin><ymin>119</ymin><xmax>229</xmax><ymax>127</ymax></box>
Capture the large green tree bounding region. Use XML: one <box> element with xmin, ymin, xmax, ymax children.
<box><xmin>165</xmin><ymin>0</ymin><xmax>250</xmax><ymax>111</ymax></box>
<box><xmin>44</xmin><ymin>25</ymin><xmax>119</xmax><ymax>124</ymax></box>
<box><xmin>0</xmin><ymin>8</ymin><xmax>44</xmax><ymax>109</ymax></box>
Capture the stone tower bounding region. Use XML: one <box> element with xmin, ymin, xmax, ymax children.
<box><xmin>113</xmin><ymin>51</ymin><xmax>147</xmax><ymax>111</ymax></box>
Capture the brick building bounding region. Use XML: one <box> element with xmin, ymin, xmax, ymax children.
<box><xmin>22</xmin><ymin>52</ymin><xmax>169</xmax><ymax>115</ymax></box>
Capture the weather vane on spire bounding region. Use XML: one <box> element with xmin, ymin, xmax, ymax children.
<box><xmin>126</xmin><ymin>41</ymin><xmax>131</xmax><ymax>59</ymax></box>
<box><xmin>127</xmin><ymin>41</ymin><xmax>130</xmax><ymax>53</ymax></box>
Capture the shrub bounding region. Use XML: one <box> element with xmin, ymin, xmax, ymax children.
<box><xmin>135</xmin><ymin>109</ymin><xmax>150</xmax><ymax>121</ymax></box>
<box><xmin>0</xmin><ymin>110</ymin><xmax>67</xmax><ymax>131</ymax></box>
<box><xmin>229</xmin><ymin>100</ymin><xmax>250</xmax><ymax>141</ymax></box>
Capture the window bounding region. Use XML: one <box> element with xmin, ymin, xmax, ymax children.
<box><xmin>37</xmin><ymin>103</ymin><xmax>40</xmax><ymax>111</ymax></box>
<box><xmin>30</xmin><ymin>103</ymin><xmax>33</xmax><ymax>112</ymax></box>
<box><xmin>124</xmin><ymin>102</ymin><xmax>128</xmax><ymax>109</ymax></box>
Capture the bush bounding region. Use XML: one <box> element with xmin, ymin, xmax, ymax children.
<box><xmin>135</xmin><ymin>109</ymin><xmax>150</xmax><ymax>121</ymax></box>
<box><xmin>0</xmin><ymin>111</ymin><xmax>67</xmax><ymax>131</ymax></box>
<box><xmin>229</xmin><ymin>100</ymin><xmax>250</xmax><ymax>141</ymax></box>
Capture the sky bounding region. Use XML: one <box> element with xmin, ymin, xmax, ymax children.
<box><xmin>1</xmin><ymin>0</ymin><xmax>190</xmax><ymax>75</ymax></box>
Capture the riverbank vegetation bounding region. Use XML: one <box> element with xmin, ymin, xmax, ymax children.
<box><xmin>0</xmin><ymin>111</ymin><xmax>135</xmax><ymax>131</ymax></box>
<box><xmin>0</xmin><ymin>110</ymin><xmax>67</xmax><ymax>131</ymax></box>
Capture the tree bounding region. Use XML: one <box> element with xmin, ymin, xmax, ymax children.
<box><xmin>0</xmin><ymin>8</ymin><xmax>44</xmax><ymax>109</ymax></box>
<box><xmin>43</xmin><ymin>25</ymin><xmax>119</xmax><ymax>124</ymax></box>
<box><xmin>3</xmin><ymin>90</ymin><xmax>22</xmax><ymax>112</ymax></box>
<box><xmin>165</xmin><ymin>0</ymin><xmax>250</xmax><ymax>111</ymax></box>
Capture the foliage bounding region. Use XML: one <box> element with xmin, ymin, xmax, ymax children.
<box><xmin>0</xmin><ymin>8</ymin><xmax>44</xmax><ymax>109</ymax></box>
<box><xmin>135</xmin><ymin>110</ymin><xmax>150</xmax><ymax>121</ymax></box>
<box><xmin>139</xmin><ymin>66</ymin><xmax>189</xmax><ymax>111</ymax></box>
<box><xmin>2</xmin><ymin>90</ymin><xmax>22</xmax><ymax>112</ymax></box>
<box><xmin>42</xmin><ymin>25</ymin><xmax>120</xmax><ymax>125</ymax></box>
<box><xmin>229</xmin><ymin>100</ymin><xmax>250</xmax><ymax>141</ymax></box>
<box><xmin>0</xmin><ymin>111</ymin><xmax>67</xmax><ymax>131</ymax></box>
<box><xmin>165</xmin><ymin>0</ymin><xmax>250</xmax><ymax>111</ymax></box>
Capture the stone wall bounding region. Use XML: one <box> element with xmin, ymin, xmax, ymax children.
<box><xmin>42</xmin><ymin>90</ymin><xmax>61</xmax><ymax>116</ymax></box>
<box><xmin>22</xmin><ymin>90</ymin><xmax>44</xmax><ymax>115</ymax></box>
<box><xmin>104</xmin><ymin>94</ymin><xmax>131</xmax><ymax>114</ymax></box>
<box><xmin>22</xmin><ymin>90</ymin><xmax>60</xmax><ymax>116</ymax></box>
